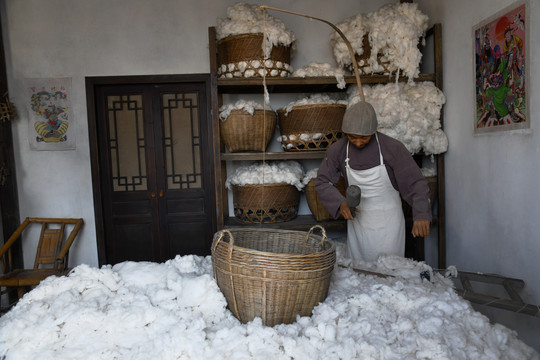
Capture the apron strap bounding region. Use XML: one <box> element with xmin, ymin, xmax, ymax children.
<box><xmin>375</xmin><ymin>133</ymin><xmax>383</xmax><ymax>166</ymax></box>
<box><xmin>345</xmin><ymin>140</ymin><xmax>350</xmax><ymax>166</ymax></box>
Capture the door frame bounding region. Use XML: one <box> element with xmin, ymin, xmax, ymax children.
<box><xmin>85</xmin><ymin>74</ymin><xmax>220</xmax><ymax>266</ymax></box>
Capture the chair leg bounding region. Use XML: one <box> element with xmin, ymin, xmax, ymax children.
<box><xmin>16</xmin><ymin>286</ymin><xmax>26</xmax><ymax>299</ymax></box>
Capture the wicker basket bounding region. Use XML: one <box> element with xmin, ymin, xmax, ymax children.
<box><xmin>401</xmin><ymin>175</ymin><xmax>437</xmax><ymax>217</ymax></box>
<box><xmin>232</xmin><ymin>183</ymin><xmax>300</xmax><ymax>223</ymax></box>
<box><xmin>305</xmin><ymin>177</ymin><xmax>347</xmax><ymax>221</ymax></box>
<box><xmin>211</xmin><ymin>226</ymin><xmax>336</xmax><ymax>326</ymax></box>
<box><xmin>221</xmin><ymin>109</ymin><xmax>277</xmax><ymax>152</ymax></box>
<box><xmin>277</xmin><ymin>104</ymin><xmax>346</xmax><ymax>151</ymax></box>
<box><xmin>217</xmin><ymin>33</ymin><xmax>291</xmax><ymax>78</ymax></box>
<box><xmin>351</xmin><ymin>33</ymin><xmax>392</xmax><ymax>75</ymax></box>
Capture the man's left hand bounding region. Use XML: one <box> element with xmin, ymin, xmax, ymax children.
<box><xmin>412</xmin><ymin>219</ymin><xmax>430</xmax><ymax>237</ymax></box>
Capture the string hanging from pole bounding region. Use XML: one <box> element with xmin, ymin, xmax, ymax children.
<box><xmin>255</xmin><ymin>5</ymin><xmax>368</xmax><ymax>225</ymax></box>
<box><xmin>260</xmin><ymin>7</ymin><xmax>268</xmax><ymax>225</ymax></box>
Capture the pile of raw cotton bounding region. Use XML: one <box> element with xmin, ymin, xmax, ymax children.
<box><xmin>302</xmin><ymin>168</ymin><xmax>318</xmax><ymax>186</ymax></box>
<box><xmin>225</xmin><ymin>161</ymin><xmax>305</xmax><ymax>191</ymax></box>
<box><xmin>331</xmin><ymin>2</ymin><xmax>429</xmax><ymax>80</ymax></box>
<box><xmin>1</xmin><ymin>249</ymin><xmax>538</xmax><ymax>359</ymax></box>
<box><xmin>219</xmin><ymin>99</ymin><xmax>272</xmax><ymax>121</ymax></box>
<box><xmin>292</xmin><ymin>62</ymin><xmax>347</xmax><ymax>89</ymax></box>
<box><xmin>349</xmin><ymin>81</ymin><xmax>448</xmax><ymax>155</ymax></box>
<box><xmin>216</xmin><ymin>2</ymin><xmax>295</xmax><ymax>59</ymax></box>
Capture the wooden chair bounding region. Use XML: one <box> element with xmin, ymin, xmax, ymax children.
<box><xmin>0</xmin><ymin>217</ymin><xmax>84</xmax><ymax>308</ymax></box>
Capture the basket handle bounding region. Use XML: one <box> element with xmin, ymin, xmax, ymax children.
<box><xmin>306</xmin><ymin>225</ymin><xmax>327</xmax><ymax>248</ymax></box>
<box><xmin>211</xmin><ymin>229</ymin><xmax>241</xmax><ymax>320</ymax></box>
<box><xmin>212</xmin><ymin>229</ymin><xmax>235</xmax><ymax>259</ymax></box>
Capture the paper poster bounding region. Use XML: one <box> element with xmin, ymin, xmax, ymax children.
<box><xmin>26</xmin><ymin>77</ymin><xmax>75</xmax><ymax>150</ymax></box>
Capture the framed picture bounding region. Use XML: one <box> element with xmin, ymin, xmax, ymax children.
<box><xmin>473</xmin><ymin>1</ymin><xmax>529</xmax><ymax>134</ymax></box>
<box><xmin>25</xmin><ymin>77</ymin><xmax>75</xmax><ymax>150</ymax></box>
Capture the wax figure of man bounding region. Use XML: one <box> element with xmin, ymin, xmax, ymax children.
<box><xmin>315</xmin><ymin>101</ymin><xmax>431</xmax><ymax>265</ymax></box>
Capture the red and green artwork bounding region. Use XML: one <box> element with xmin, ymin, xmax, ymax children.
<box><xmin>474</xmin><ymin>2</ymin><xmax>527</xmax><ymax>133</ymax></box>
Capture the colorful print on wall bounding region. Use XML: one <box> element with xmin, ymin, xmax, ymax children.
<box><xmin>473</xmin><ymin>1</ymin><xmax>529</xmax><ymax>134</ymax></box>
<box><xmin>26</xmin><ymin>77</ymin><xmax>75</xmax><ymax>150</ymax></box>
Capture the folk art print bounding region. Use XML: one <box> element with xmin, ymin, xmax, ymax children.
<box><xmin>26</xmin><ymin>78</ymin><xmax>75</xmax><ymax>150</ymax></box>
<box><xmin>473</xmin><ymin>1</ymin><xmax>528</xmax><ymax>134</ymax></box>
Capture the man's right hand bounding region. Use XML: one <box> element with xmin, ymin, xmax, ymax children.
<box><xmin>339</xmin><ymin>200</ymin><xmax>356</xmax><ymax>220</ymax></box>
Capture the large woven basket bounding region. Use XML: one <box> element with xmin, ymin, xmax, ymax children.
<box><xmin>277</xmin><ymin>104</ymin><xmax>346</xmax><ymax>151</ymax></box>
<box><xmin>217</xmin><ymin>33</ymin><xmax>291</xmax><ymax>78</ymax></box>
<box><xmin>232</xmin><ymin>183</ymin><xmax>300</xmax><ymax>223</ymax></box>
<box><xmin>221</xmin><ymin>109</ymin><xmax>277</xmax><ymax>152</ymax></box>
<box><xmin>305</xmin><ymin>177</ymin><xmax>347</xmax><ymax>221</ymax></box>
<box><xmin>211</xmin><ymin>226</ymin><xmax>336</xmax><ymax>326</ymax></box>
<box><xmin>352</xmin><ymin>33</ymin><xmax>392</xmax><ymax>75</ymax></box>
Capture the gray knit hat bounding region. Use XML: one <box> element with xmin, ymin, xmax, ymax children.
<box><xmin>341</xmin><ymin>101</ymin><xmax>378</xmax><ymax>135</ymax></box>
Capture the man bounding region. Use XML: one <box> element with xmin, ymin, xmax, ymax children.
<box><xmin>315</xmin><ymin>101</ymin><xmax>431</xmax><ymax>265</ymax></box>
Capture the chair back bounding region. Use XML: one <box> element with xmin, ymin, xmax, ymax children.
<box><xmin>34</xmin><ymin>222</ymin><xmax>67</xmax><ymax>270</ymax></box>
<box><xmin>0</xmin><ymin>218</ymin><xmax>83</xmax><ymax>272</ymax></box>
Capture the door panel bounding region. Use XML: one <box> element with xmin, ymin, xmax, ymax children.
<box><xmin>110</xmin><ymin>223</ymin><xmax>154</xmax><ymax>262</ymax></box>
<box><xmin>93</xmin><ymin>78</ymin><xmax>215</xmax><ymax>265</ymax></box>
<box><xmin>154</xmin><ymin>85</ymin><xmax>213</xmax><ymax>261</ymax></box>
<box><xmin>160</xmin><ymin>91</ymin><xmax>203</xmax><ymax>190</ymax></box>
<box><xmin>96</xmin><ymin>88</ymin><xmax>159</xmax><ymax>265</ymax></box>
<box><xmin>167</xmin><ymin>220</ymin><xmax>211</xmax><ymax>255</ymax></box>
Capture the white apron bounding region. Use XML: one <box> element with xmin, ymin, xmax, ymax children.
<box><xmin>345</xmin><ymin>133</ymin><xmax>405</xmax><ymax>264</ymax></box>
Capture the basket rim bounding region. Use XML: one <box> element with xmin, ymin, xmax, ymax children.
<box><xmin>212</xmin><ymin>227</ymin><xmax>336</xmax><ymax>258</ymax></box>
<box><xmin>278</xmin><ymin>103</ymin><xmax>347</xmax><ymax>113</ymax></box>
<box><xmin>227</xmin><ymin>108</ymin><xmax>276</xmax><ymax>116</ymax></box>
<box><xmin>217</xmin><ymin>32</ymin><xmax>264</xmax><ymax>43</ymax></box>
<box><xmin>231</xmin><ymin>182</ymin><xmax>296</xmax><ymax>188</ymax></box>
<box><xmin>218</xmin><ymin>32</ymin><xmax>292</xmax><ymax>48</ymax></box>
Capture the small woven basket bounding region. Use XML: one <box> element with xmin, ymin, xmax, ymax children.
<box><xmin>277</xmin><ymin>104</ymin><xmax>346</xmax><ymax>151</ymax></box>
<box><xmin>305</xmin><ymin>177</ymin><xmax>347</xmax><ymax>221</ymax></box>
<box><xmin>211</xmin><ymin>226</ymin><xmax>336</xmax><ymax>326</ymax></box>
<box><xmin>232</xmin><ymin>183</ymin><xmax>300</xmax><ymax>223</ymax></box>
<box><xmin>217</xmin><ymin>33</ymin><xmax>291</xmax><ymax>78</ymax></box>
<box><xmin>221</xmin><ymin>109</ymin><xmax>277</xmax><ymax>152</ymax></box>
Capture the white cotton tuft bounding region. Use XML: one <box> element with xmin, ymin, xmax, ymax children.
<box><xmin>216</xmin><ymin>2</ymin><xmax>296</xmax><ymax>55</ymax></box>
<box><xmin>302</xmin><ymin>168</ymin><xmax>319</xmax><ymax>185</ymax></box>
<box><xmin>445</xmin><ymin>265</ymin><xmax>458</xmax><ymax>278</ymax></box>
<box><xmin>348</xmin><ymin>82</ymin><xmax>447</xmax><ymax>155</ymax></box>
<box><xmin>219</xmin><ymin>99</ymin><xmax>272</xmax><ymax>121</ymax></box>
<box><xmin>225</xmin><ymin>161</ymin><xmax>305</xmax><ymax>191</ymax></box>
<box><xmin>292</xmin><ymin>62</ymin><xmax>347</xmax><ymax>89</ymax></box>
<box><xmin>420</xmin><ymin>167</ymin><xmax>436</xmax><ymax>177</ymax></box>
<box><xmin>281</xmin><ymin>93</ymin><xmax>347</xmax><ymax>115</ymax></box>
<box><xmin>331</xmin><ymin>3</ymin><xmax>428</xmax><ymax>81</ymax></box>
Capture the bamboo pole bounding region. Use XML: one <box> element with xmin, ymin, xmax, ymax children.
<box><xmin>259</xmin><ymin>5</ymin><xmax>365</xmax><ymax>101</ymax></box>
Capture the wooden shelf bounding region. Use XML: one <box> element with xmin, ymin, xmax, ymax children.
<box><xmin>209</xmin><ymin>23</ymin><xmax>446</xmax><ymax>267</ymax></box>
<box><xmin>221</xmin><ymin>151</ymin><xmax>326</xmax><ymax>161</ymax></box>
<box><xmin>217</xmin><ymin>74</ymin><xmax>436</xmax><ymax>94</ymax></box>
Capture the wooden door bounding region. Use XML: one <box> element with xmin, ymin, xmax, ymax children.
<box><xmin>90</xmin><ymin>76</ymin><xmax>216</xmax><ymax>265</ymax></box>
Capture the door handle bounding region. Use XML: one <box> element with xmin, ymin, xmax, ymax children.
<box><xmin>159</xmin><ymin>190</ymin><xmax>164</xmax><ymax>198</ymax></box>
<box><xmin>151</xmin><ymin>192</ymin><xmax>156</xmax><ymax>198</ymax></box>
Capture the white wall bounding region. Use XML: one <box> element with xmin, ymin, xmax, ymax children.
<box><xmin>419</xmin><ymin>0</ymin><xmax>540</xmax><ymax>351</ymax></box>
